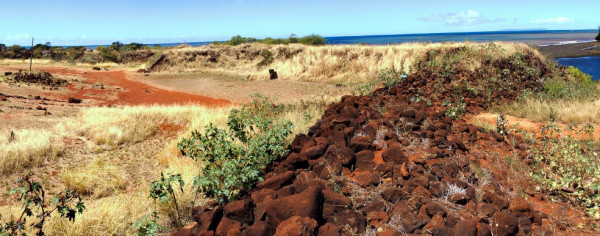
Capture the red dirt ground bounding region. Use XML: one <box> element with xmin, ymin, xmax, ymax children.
<box><xmin>9</xmin><ymin>66</ymin><xmax>231</xmax><ymax>107</ymax></box>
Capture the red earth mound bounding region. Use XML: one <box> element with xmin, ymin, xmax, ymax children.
<box><xmin>174</xmin><ymin>57</ymin><xmax>596</xmax><ymax>235</ymax></box>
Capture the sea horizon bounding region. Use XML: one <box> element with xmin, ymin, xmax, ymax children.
<box><xmin>18</xmin><ymin>29</ymin><xmax>596</xmax><ymax>49</ymax></box>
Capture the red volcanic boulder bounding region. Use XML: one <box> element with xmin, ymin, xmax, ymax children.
<box><xmin>318</xmin><ymin>223</ymin><xmax>340</xmax><ymax>235</ymax></box>
<box><xmin>215</xmin><ymin>217</ymin><xmax>242</xmax><ymax>236</ymax></box>
<box><xmin>256</xmin><ymin>171</ymin><xmax>295</xmax><ymax>191</ymax></box>
<box><xmin>274</xmin><ymin>216</ymin><xmax>317</xmax><ymax>236</ymax></box>
<box><xmin>224</xmin><ymin>199</ymin><xmax>254</xmax><ymax>224</ymax></box>
<box><xmin>491</xmin><ymin>211</ymin><xmax>518</xmax><ymax>236</ymax></box>
<box><xmin>381</xmin><ymin>143</ymin><xmax>407</xmax><ymax>164</ymax></box>
<box><xmin>333</xmin><ymin>210</ymin><xmax>366</xmax><ymax>234</ymax></box>
<box><xmin>452</xmin><ymin>219</ymin><xmax>477</xmax><ymax>236</ymax></box>
<box><xmin>355</xmin><ymin>150</ymin><xmax>375</xmax><ymax>171</ymax></box>
<box><xmin>265</xmin><ymin>186</ymin><xmax>323</xmax><ymax>227</ymax></box>
<box><xmin>355</xmin><ymin>172</ymin><xmax>379</xmax><ymax>187</ymax></box>
<box><xmin>243</xmin><ymin>221</ymin><xmax>276</xmax><ymax>236</ymax></box>
<box><xmin>192</xmin><ymin>206</ymin><xmax>223</xmax><ymax>232</ymax></box>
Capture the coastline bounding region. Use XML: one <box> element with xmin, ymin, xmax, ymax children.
<box><xmin>537</xmin><ymin>41</ymin><xmax>600</xmax><ymax>58</ymax></box>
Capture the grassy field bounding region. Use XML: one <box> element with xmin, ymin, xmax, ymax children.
<box><xmin>0</xmin><ymin>95</ymin><xmax>331</xmax><ymax>234</ymax></box>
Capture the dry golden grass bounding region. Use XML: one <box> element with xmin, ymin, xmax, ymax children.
<box><xmin>498</xmin><ymin>97</ymin><xmax>600</xmax><ymax>124</ymax></box>
<box><xmin>59</xmin><ymin>105</ymin><xmax>233</xmax><ymax>145</ymax></box>
<box><xmin>60</xmin><ymin>159</ymin><xmax>129</xmax><ymax>199</ymax></box>
<box><xmin>0</xmin><ymin>129</ymin><xmax>63</xmax><ymax>175</ymax></box>
<box><xmin>0</xmin><ymin>59</ymin><xmax>119</xmax><ymax>69</ymax></box>
<box><xmin>152</xmin><ymin>42</ymin><xmax>542</xmax><ymax>84</ymax></box>
<box><xmin>0</xmin><ymin>96</ymin><xmax>329</xmax><ymax>235</ymax></box>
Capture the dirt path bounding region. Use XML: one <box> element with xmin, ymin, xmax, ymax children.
<box><xmin>2</xmin><ymin>66</ymin><xmax>230</xmax><ymax>107</ymax></box>
<box><xmin>469</xmin><ymin>113</ymin><xmax>600</xmax><ymax>141</ymax></box>
<box><xmin>127</xmin><ymin>72</ymin><xmax>351</xmax><ymax>104</ymax></box>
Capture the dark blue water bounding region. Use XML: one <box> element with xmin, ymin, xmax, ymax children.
<box><xmin>556</xmin><ymin>56</ymin><xmax>600</xmax><ymax>81</ymax></box>
<box><xmin>325</xmin><ymin>30</ymin><xmax>596</xmax><ymax>45</ymax></box>
<box><xmin>68</xmin><ymin>29</ymin><xmax>595</xmax><ymax>49</ymax></box>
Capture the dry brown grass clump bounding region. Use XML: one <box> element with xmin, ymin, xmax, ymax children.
<box><xmin>60</xmin><ymin>159</ymin><xmax>129</xmax><ymax>199</ymax></box>
<box><xmin>0</xmin><ymin>129</ymin><xmax>63</xmax><ymax>175</ymax></box>
<box><xmin>498</xmin><ymin>97</ymin><xmax>600</xmax><ymax>124</ymax></box>
<box><xmin>151</xmin><ymin>42</ymin><xmax>543</xmax><ymax>84</ymax></box>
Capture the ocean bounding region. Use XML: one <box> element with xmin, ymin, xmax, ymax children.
<box><xmin>98</xmin><ymin>30</ymin><xmax>597</xmax><ymax>48</ymax></box>
<box><xmin>556</xmin><ymin>56</ymin><xmax>600</xmax><ymax>81</ymax></box>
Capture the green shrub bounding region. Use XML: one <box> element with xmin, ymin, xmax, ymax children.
<box><xmin>132</xmin><ymin>212</ymin><xmax>163</xmax><ymax>236</ymax></box>
<box><xmin>120</xmin><ymin>42</ymin><xmax>145</xmax><ymax>52</ymax></box>
<box><xmin>299</xmin><ymin>34</ymin><xmax>326</xmax><ymax>45</ymax></box>
<box><xmin>542</xmin><ymin>66</ymin><xmax>597</xmax><ymax>100</ymax></box>
<box><xmin>443</xmin><ymin>96</ymin><xmax>466</xmax><ymax>120</ymax></box>
<box><xmin>97</xmin><ymin>46</ymin><xmax>122</xmax><ymax>63</ymax></box>
<box><xmin>66</xmin><ymin>46</ymin><xmax>86</xmax><ymax>61</ymax></box>
<box><xmin>354</xmin><ymin>68</ymin><xmax>406</xmax><ymax>96</ymax></box>
<box><xmin>1</xmin><ymin>173</ymin><xmax>85</xmax><ymax>235</ymax></box>
<box><xmin>528</xmin><ymin>124</ymin><xmax>600</xmax><ymax>219</ymax></box>
<box><xmin>225</xmin><ymin>35</ymin><xmax>248</xmax><ymax>46</ymax></box>
<box><xmin>257</xmin><ymin>49</ymin><xmax>274</xmax><ymax>67</ymax></box>
<box><xmin>178</xmin><ymin>95</ymin><xmax>294</xmax><ymax>203</ymax></box>
<box><xmin>596</xmin><ymin>26</ymin><xmax>600</xmax><ymax>42</ymax></box>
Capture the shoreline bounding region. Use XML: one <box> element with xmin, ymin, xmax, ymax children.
<box><xmin>537</xmin><ymin>41</ymin><xmax>600</xmax><ymax>58</ymax></box>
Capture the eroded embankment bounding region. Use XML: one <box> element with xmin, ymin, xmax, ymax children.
<box><xmin>174</xmin><ymin>49</ymin><xmax>597</xmax><ymax>235</ymax></box>
<box><xmin>150</xmin><ymin>42</ymin><xmax>543</xmax><ymax>84</ymax></box>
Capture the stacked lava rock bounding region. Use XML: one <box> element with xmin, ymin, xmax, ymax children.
<box><xmin>174</xmin><ymin>57</ymin><xmax>559</xmax><ymax>235</ymax></box>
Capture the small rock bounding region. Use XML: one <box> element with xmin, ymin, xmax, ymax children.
<box><xmin>448</xmin><ymin>194</ymin><xmax>469</xmax><ymax>205</ymax></box>
<box><xmin>274</xmin><ymin>216</ymin><xmax>317</xmax><ymax>236</ymax></box>
<box><xmin>452</xmin><ymin>219</ymin><xmax>477</xmax><ymax>236</ymax></box>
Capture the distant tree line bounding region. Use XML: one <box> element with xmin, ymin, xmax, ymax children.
<box><xmin>215</xmin><ymin>34</ymin><xmax>327</xmax><ymax>46</ymax></box>
<box><xmin>0</xmin><ymin>41</ymin><xmax>155</xmax><ymax>63</ymax></box>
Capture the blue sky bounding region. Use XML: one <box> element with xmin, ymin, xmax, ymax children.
<box><xmin>0</xmin><ymin>0</ymin><xmax>597</xmax><ymax>46</ymax></box>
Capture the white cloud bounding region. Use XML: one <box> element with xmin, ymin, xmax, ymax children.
<box><xmin>5</xmin><ymin>33</ymin><xmax>32</xmax><ymax>41</ymax></box>
<box><xmin>418</xmin><ymin>10</ymin><xmax>505</xmax><ymax>26</ymax></box>
<box><xmin>530</xmin><ymin>17</ymin><xmax>574</xmax><ymax>24</ymax></box>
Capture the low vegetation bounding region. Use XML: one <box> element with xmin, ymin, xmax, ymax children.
<box><xmin>217</xmin><ymin>34</ymin><xmax>326</xmax><ymax>46</ymax></box>
<box><xmin>0</xmin><ymin>129</ymin><xmax>63</xmax><ymax>175</ymax></box>
<box><xmin>499</xmin><ymin>66</ymin><xmax>600</xmax><ymax>123</ymax></box>
<box><xmin>152</xmin><ymin>42</ymin><xmax>543</xmax><ymax>83</ymax></box>
<box><xmin>527</xmin><ymin>124</ymin><xmax>600</xmax><ymax>219</ymax></box>
<box><xmin>0</xmin><ymin>41</ymin><xmax>155</xmax><ymax>65</ymax></box>
<box><xmin>178</xmin><ymin>96</ymin><xmax>294</xmax><ymax>203</ymax></box>
<box><xmin>0</xmin><ymin>173</ymin><xmax>85</xmax><ymax>235</ymax></box>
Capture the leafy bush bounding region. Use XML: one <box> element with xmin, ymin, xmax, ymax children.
<box><xmin>298</xmin><ymin>34</ymin><xmax>326</xmax><ymax>45</ymax></box>
<box><xmin>443</xmin><ymin>96</ymin><xmax>466</xmax><ymax>120</ymax></box>
<box><xmin>66</xmin><ymin>46</ymin><xmax>86</xmax><ymax>61</ymax></box>
<box><xmin>596</xmin><ymin>26</ymin><xmax>600</xmax><ymax>42</ymax></box>
<box><xmin>528</xmin><ymin>124</ymin><xmax>600</xmax><ymax>219</ymax></box>
<box><xmin>148</xmin><ymin>172</ymin><xmax>185</xmax><ymax>227</ymax></box>
<box><xmin>225</xmin><ymin>35</ymin><xmax>248</xmax><ymax>46</ymax></box>
<box><xmin>220</xmin><ymin>34</ymin><xmax>326</xmax><ymax>46</ymax></box>
<box><xmin>542</xmin><ymin>66</ymin><xmax>597</xmax><ymax>100</ymax></box>
<box><xmin>97</xmin><ymin>45</ymin><xmax>122</xmax><ymax>63</ymax></box>
<box><xmin>120</xmin><ymin>42</ymin><xmax>146</xmax><ymax>52</ymax></box>
<box><xmin>1</xmin><ymin>173</ymin><xmax>85</xmax><ymax>235</ymax></box>
<box><xmin>257</xmin><ymin>49</ymin><xmax>274</xmax><ymax>67</ymax></box>
<box><xmin>354</xmin><ymin>68</ymin><xmax>406</xmax><ymax>96</ymax></box>
<box><xmin>132</xmin><ymin>213</ymin><xmax>163</xmax><ymax>236</ymax></box>
<box><xmin>178</xmin><ymin>95</ymin><xmax>293</xmax><ymax>203</ymax></box>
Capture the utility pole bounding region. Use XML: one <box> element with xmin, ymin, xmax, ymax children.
<box><xmin>30</xmin><ymin>37</ymin><xmax>34</xmax><ymax>71</ymax></box>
